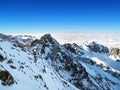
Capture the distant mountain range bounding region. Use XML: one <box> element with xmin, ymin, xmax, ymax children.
<box><xmin>0</xmin><ymin>33</ymin><xmax>120</xmax><ymax>90</ymax></box>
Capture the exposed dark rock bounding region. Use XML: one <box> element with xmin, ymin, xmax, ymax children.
<box><xmin>64</xmin><ymin>44</ymin><xmax>76</xmax><ymax>53</ymax></box>
<box><xmin>10</xmin><ymin>65</ymin><xmax>16</xmax><ymax>69</ymax></box>
<box><xmin>34</xmin><ymin>74</ymin><xmax>43</xmax><ymax>81</ymax></box>
<box><xmin>19</xmin><ymin>66</ymin><xmax>24</xmax><ymax>69</ymax></box>
<box><xmin>87</xmin><ymin>41</ymin><xmax>109</xmax><ymax>54</ymax></box>
<box><xmin>7</xmin><ymin>60</ymin><xmax>13</xmax><ymax>64</ymax></box>
<box><xmin>116</xmin><ymin>59</ymin><xmax>120</xmax><ymax>62</ymax></box>
<box><xmin>39</xmin><ymin>34</ymin><xmax>60</xmax><ymax>48</ymax></box>
<box><xmin>110</xmin><ymin>48</ymin><xmax>120</xmax><ymax>58</ymax></box>
<box><xmin>0</xmin><ymin>71</ymin><xmax>14</xmax><ymax>86</ymax></box>
<box><xmin>31</xmin><ymin>34</ymin><xmax>59</xmax><ymax>47</ymax></box>
<box><xmin>0</xmin><ymin>54</ymin><xmax>4</xmax><ymax>62</ymax></box>
<box><xmin>64</xmin><ymin>43</ymin><xmax>83</xmax><ymax>55</ymax></box>
<box><xmin>31</xmin><ymin>39</ymin><xmax>40</xmax><ymax>46</ymax></box>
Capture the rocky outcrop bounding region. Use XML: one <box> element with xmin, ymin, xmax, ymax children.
<box><xmin>64</xmin><ymin>43</ymin><xmax>84</xmax><ymax>55</ymax></box>
<box><xmin>110</xmin><ymin>48</ymin><xmax>120</xmax><ymax>59</ymax></box>
<box><xmin>86</xmin><ymin>41</ymin><xmax>109</xmax><ymax>54</ymax></box>
<box><xmin>0</xmin><ymin>54</ymin><xmax>4</xmax><ymax>62</ymax></box>
<box><xmin>0</xmin><ymin>71</ymin><xmax>14</xmax><ymax>86</ymax></box>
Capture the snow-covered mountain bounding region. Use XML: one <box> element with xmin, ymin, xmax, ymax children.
<box><xmin>0</xmin><ymin>33</ymin><xmax>120</xmax><ymax>90</ymax></box>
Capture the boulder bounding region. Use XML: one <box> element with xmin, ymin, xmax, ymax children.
<box><xmin>0</xmin><ymin>54</ymin><xmax>4</xmax><ymax>62</ymax></box>
<box><xmin>0</xmin><ymin>71</ymin><xmax>14</xmax><ymax>86</ymax></box>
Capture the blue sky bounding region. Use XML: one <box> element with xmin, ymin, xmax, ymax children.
<box><xmin>0</xmin><ymin>0</ymin><xmax>120</xmax><ymax>33</ymax></box>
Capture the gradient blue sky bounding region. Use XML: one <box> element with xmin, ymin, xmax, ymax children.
<box><xmin>0</xmin><ymin>0</ymin><xmax>120</xmax><ymax>33</ymax></box>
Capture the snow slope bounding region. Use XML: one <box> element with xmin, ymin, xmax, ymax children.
<box><xmin>0</xmin><ymin>34</ymin><xmax>78</xmax><ymax>90</ymax></box>
<box><xmin>0</xmin><ymin>33</ymin><xmax>120</xmax><ymax>90</ymax></box>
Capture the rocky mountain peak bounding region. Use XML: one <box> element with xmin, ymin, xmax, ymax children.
<box><xmin>0</xmin><ymin>33</ymin><xmax>120</xmax><ymax>90</ymax></box>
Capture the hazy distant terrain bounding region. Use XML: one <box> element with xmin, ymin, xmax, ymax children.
<box><xmin>12</xmin><ymin>33</ymin><xmax>120</xmax><ymax>47</ymax></box>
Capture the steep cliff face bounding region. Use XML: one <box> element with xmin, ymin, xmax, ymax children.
<box><xmin>0</xmin><ymin>33</ymin><xmax>120</xmax><ymax>90</ymax></box>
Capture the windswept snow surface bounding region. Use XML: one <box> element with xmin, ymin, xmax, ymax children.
<box><xmin>0</xmin><ymin>40</ymin><xmax>78</xmax><ymax>90</ymax></box>
<box><xmin>1</xmin><ymin>33</ymin><xmax>120</xmax><ymax>90</ymax></box>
